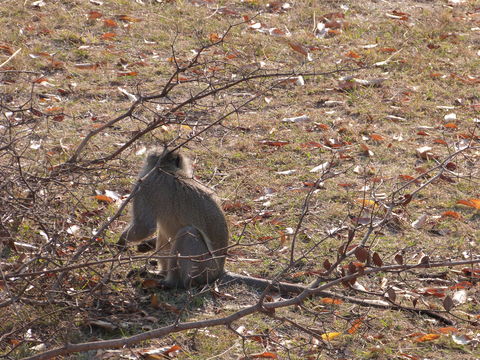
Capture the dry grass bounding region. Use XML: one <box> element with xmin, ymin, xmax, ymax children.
<box><xmin>1</xmin><ymin>0</ymin><xmax>479</xmax><ymax>359</ymax></box>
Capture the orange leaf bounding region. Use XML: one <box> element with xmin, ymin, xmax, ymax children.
<box><xmin>45</xmin><ymin>106</ymin><xmax>62</xmax><ymax>112</ymax></box>
<box><xmin>421</xmin><ymin>288</ymin><xmax>446</xmax><ymax>298</ymax></box>
<box><xmin>347</xmin><ymin>318</ymin><xmax>363</xmax><ymax>334</ymax></box>
<box><xmin>117</xmin><ymin>15</ymin><xmax>142</xmax><ymax>22</ymax></box>
<box><xmin>103</xmin><ymin>19</ymin><xmax>118</xmax><ymax>28</ymax></box>
<box><xmin>359</xmin><ymin>143</ymin><xmax>371</xmax><ymax>153</ymax></box>
<box><xmin>443</xmin><ymin>122</ymin><xmax>457</xmax><ymax>129</ymax></box>
<box><xmin>314</xmin><ymin>122</ymin><xmax>329</xmax><ymax>130</ymax></box>
<box><xmin>437</xmin><ymin>327</ymin><xmax>457</xmax><ymax>334</ymax></box>
<box><xmin>345</xmin><ymin>50</ymin><xmax>361</xmax><ymax>59</ymax></box>
<box><xmin>118</xmin><ymin>71</ymin><xmax>138</xmax><ymax>77</ymax></box>
<box><xmin>449</xmin><ymin>281</ymin><xmax>472</xmax><ymax>290</ymax></box>
<box><xmin>164</xmin><ymin>345</ymin><xmax>182</xmax><ymax>355</ymax></box>
<box><xmin>94</xmin><ymin>195</ymin><xmax>114</xmax><ymax>203</ymax></box>
<box><xmin>414</xmin><ymin>334</ymin><xmax>440</xmax><ymax>342</ymax></box>
<box><xmin>0</xmin><ymin>44</ymin><xmax>14</xmax><ymax>55</ymax></box>
<box><xmin>251</xmin><ymin>352</ymin><xmax>278</xmax><ymax>359</ymax></box>
<box><xmin>33</xmin><ymin>77</ymin><xmax>49</xmax><ymax>83</ymax></box>
<box><xmin>379</xmin><ymin>47</ymin><xmax>397</xmax><ymax>53</ymax></box>
<box><xmin>88</xmin><ymin>11</ymin><xmax>102</xmax><ymax>19</ymax></box>
<box><xmin>441</xmin><ymin>211</ymin><xmax>461</xmax><ymax>219</ymax></box>
<box><xmin>457</xmin><ymin>199</ymin><xmax>480</xmax><ymax>209</ymax></box>
<box><xmin>301</xmin><ymin>141</ymin><xmax>323</xmax><ymax>148</ymax></box>
<box><xmin>270</xmin><ymin>28</ymin><xmax>287</xmax><ymax>36</ymax></box>
<box><xmin>370</xmin><ymin>133</ymin><xmax>384</xmax><ymax>141</ymax></box>
<box><xmin>417</xmin><ymin>130</ymin><xmax>429</xmax><ymax>136</ymax></box>
<box><xmin>101</xmin><ymin>32</ymin><xmax>116</xmax><ymax>40</ymax></box>
<box><xmin>327</xmin><ymin>29</ymin><xmax>342</xmax><ymax>36</ymax></box>
<box><xmin>320</xmin><ymin>298</ymin><xmax>343</xmax><ymax>305</ymax></box>
<box><xmin>433</xmin><ymin>138</ymin><xmax>447</xmax><ymax>145</ymax></box>
<box><xmin>259</xmin><ymin>140</ymin><xmax>290</xmax><ymax>147</ymax></box>
<box><xmin>209</xmin><ymin>33</ymin><xmax>221</xmax><ymax>42</ymax></box>
<box><xmin>225</xmin><ymin>53</ymin><xmax>238</xmax><ymax>60</ymax></box>
<box><xmin>398</xmin><ymin>174</ymin><xmax>416</xmax><ymax>182</ymax></box>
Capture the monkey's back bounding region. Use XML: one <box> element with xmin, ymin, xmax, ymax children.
<box><xmin>141</xmin><ymin>168</ymin><xmax>229</xmax><ymax>256</ymax></box>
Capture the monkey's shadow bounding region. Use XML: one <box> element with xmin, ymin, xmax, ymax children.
<box><xmin>128</xmin><ymin>264</ymin><xmax>225</xmax><ymax>324</ymax></box>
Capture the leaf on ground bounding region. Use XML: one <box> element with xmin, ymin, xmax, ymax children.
<box><xmin>164</xmin><ymin>345</ymin><xmax>182</xmax><ymax>355</ymax></box>
<box><xmin>372</xmin><ymin>252</ymin><xmax>383</xmax><ymax>267</ymax></box>
<box><xmin>93</xmin><ymin>194</ymin><xmax>114</xmax><ymax>203</ymax></box>
<box><xmin>354</xmin><ymin>198</ymin><xmax>376</xmax><ymax>207</ymax></box>
<box><xmin>259</xmin><ymin>140</ymin><xmax>290</xmax><ymax>147</ymax></box>
<box><xmin>320</xmin><ymin>297</ymin><xmax>343</xmax><ymax>305</ymax></box>
<box><xmin>103</xmin><ymin>19</ymin><xmax>118</xmax><ymax>27</ymax></box>
<box><xmin>394</xmin><ymin>253</ymin><xmax>404</xmax><ymax>265</ymax></box>
<box><xmin>437</xmin><ymin>326</ymin><xmax>458</xmax><ymax>334</ymax></box>
<box><xmin>354</xmin><ymin>246</ymin><xmax>369</xmax><ymax>262</ymax></box>
<box><xmin>414</xmin><ymin>333</ymin><xmax>440</xmax><ymax>342</ymax></box>
<box><xmin>370</xmin><ymin>133</ymin><xmax>385</xmax><ymax>141</ymax></box>
<box><xmin>250</xmin><ymin>352</ymin><xmax>278</xmax><ymax>359</ymax></box>
<box><xmin>209</xmin><ymin>33</ymin><xmax>221</xmax><ymax>42</ymax></box>
<box><xmin>88</xmin><ymin>11</ymin><xmax>102</xmax><ymax>19</ymax></box>
<box><xmin>441</xmin><ymin>211</ymin><xmax>462</xmax><ymax>219</ymax></box>
<box><xmin>420</xmin><ymin>287</ymin><xmax>446</xmax><ymax>298</ymax></box>
<box><xmin>456</xmin><ymin>199</ymin><xmax>480</xmax><ymax>209</ymax></box>
<box><xmin>345</xmin><ymin>50</ymin><xmax>361</xmax><ymax>59</ymax></box>
<box><xmin>321</xmin><ymin>332</ymin><xmax>342</xmax><ymax>341</ymax></box>
<box><xmin>101</xmin><ymin>32</ymin><xmax>116</xmax><ymax>40</ymax></box>
<box><xmin>347</xmin><ymin>318</ymin><xmax>363</xmax><ymax>334</ymax></box>
<box><xmin>287</xmin><ymin>41</ymin><xmax>309</xmax><ymax>57</ymax></box>
<box><xmin>118</xmin><ymin>71</ymin><xmax>138</xmax><ymax>77</ymax></box>
<box><xmin>117</xmin><ymin>15</ymin><xmax>142</xmax><ymax>22</ymax></box>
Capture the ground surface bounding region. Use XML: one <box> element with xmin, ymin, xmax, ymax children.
<box><xmin>0</xmin><ymin>0</ymin><xmax>479</xmax><ymax>359</ymax></box>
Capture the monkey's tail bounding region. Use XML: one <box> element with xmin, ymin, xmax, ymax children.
<box><xmin>219</xmin><ymin>271</ymin><xmax>308</xmax><ymax>294</ymax></box>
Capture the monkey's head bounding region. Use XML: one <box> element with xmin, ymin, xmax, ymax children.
<box><xmin>146</xmin><ymin>147</ymin><xmax>193</xmax><ymax>177</ymax></box>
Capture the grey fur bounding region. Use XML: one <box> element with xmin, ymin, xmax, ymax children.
<box><xmin>119</xmin><ymin>148</ymin><xmax>229</xmax><ymax>288</ymax></box>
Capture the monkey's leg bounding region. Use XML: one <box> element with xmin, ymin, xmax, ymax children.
<box><xmin>164</xmin><ymin>226</ymin><xmax>219</xmax><ymax>289</ymax></box>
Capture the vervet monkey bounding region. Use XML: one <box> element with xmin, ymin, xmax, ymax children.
<box><xmin>119</xmin><ymin>147</ymin><xmax>317</xmax><ymax>295</ymax></box>
<box><xmin>118</xmin><ymin>147</ymin><xmax>229</xmax><ymax>289</ymax></box>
